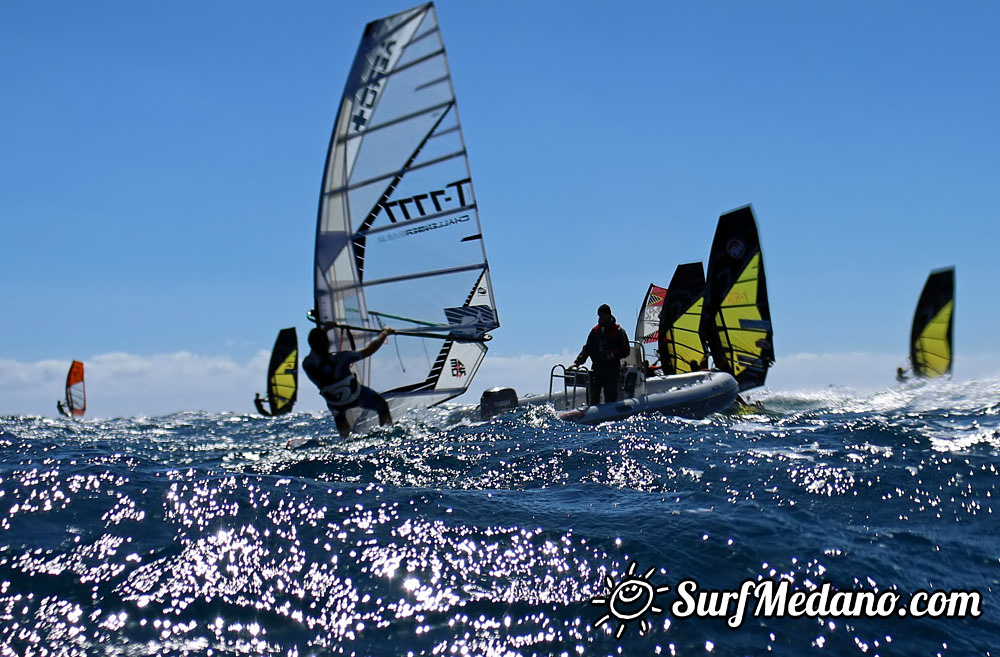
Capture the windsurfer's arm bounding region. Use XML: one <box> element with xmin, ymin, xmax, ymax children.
<box><xmin>359</xmin><ymin>327</ymin><xmax>394</xmax><ymax>358</ymax></box>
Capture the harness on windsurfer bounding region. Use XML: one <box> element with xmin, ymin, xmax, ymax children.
<box><xmin>302</xmin><ymin>325</ymin><xmax>394</xmax><ymax>437</ymax></box>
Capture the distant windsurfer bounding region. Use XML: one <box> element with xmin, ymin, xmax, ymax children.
<box><xmin>303</xmin><ymin>325</ymin><xmax>395</xmax><ymax>436</ymax></box>
<box><xmin>253</xmin><ymin>393</ymin><xmax>272</xmax><ymax>417</ymax></box>
<box><xmin>896</xmin><ymin>367</ymin><xmax>909</xmax><ymax>383</ymax></box>
<box><xmin>570</xmin><ymin>304</ymin><xmax>631</xmax><ymax>404</ymax></box>
<box><xmin>56</xmin><ymin>401</ymin><xmax>69</xmax><ymax>417</ymax></box>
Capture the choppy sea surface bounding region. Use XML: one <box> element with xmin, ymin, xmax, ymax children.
<box><xmin>2</xmin><ymin>378</ymin><xmax>998</xmax><ymax>656</ymax></box>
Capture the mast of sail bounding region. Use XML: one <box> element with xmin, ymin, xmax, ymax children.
<box><xmin>658</xmin><ymin>262</ymin><xmax>707</xmax><ymax>375</ymax></box>
<box><xmin>700</xmin><ymin>206</ymin><xmax>774</xmax><ymax>392</ymax></box>
<box><xmin>312</xmin><ymin>3</ymin><xmax>498</xmax><ymax>418</ymax></box>
<box><xmin>910</xmin><ymin>267</ymin><xmax>954</xmax><ymax>378</ymax></box>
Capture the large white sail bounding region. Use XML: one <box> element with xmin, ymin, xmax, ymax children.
<box><xmin>313</xmin><ymin>3</ymin><xmax>499</xmax><ymax>419</ymax></box>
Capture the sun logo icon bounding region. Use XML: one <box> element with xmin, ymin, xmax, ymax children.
<box><xmin>591</xmin><ymin>560</ymin><xmax>671</xmax><ymax>639</ymax></box>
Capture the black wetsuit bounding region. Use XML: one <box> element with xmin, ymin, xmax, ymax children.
<box><xmin>302</xmin><ymin>349</ymin><xmax>389</xmax><ymax>421</ymax></box>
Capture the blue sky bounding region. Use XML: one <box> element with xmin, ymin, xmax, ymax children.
<box><xmin>2</xmin><ymin>1</ymin><xmax>999</xmax><ymax>417</ymax></box>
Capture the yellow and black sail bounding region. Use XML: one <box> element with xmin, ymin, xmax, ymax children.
<box><xmin>910</xmin><ymin>267</ymin><xmax>954</xmax><ymax>378</ymax></box>
<box><xmin>255</xmin><ymin>328</ymin><xmax>298</xmax><ymax>416</ymax></box>
<box><xmin>700</xmin><ymin>206</ymin><xmax>774</xmax><ymax>391</ymax></box>
<box><xmin>658</xmin><ymin>262</ymin><xmax>708</xmax><ymax>375</ymax></box>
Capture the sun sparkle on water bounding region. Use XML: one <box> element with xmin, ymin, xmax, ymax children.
<box><xmin>1</xmin><ymin>377</ymin><xmax>998</xmax><ymax>654</ymax></box>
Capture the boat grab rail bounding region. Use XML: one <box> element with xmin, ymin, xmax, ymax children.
<box><xmin>549</xmin><ymin>364</ymin><xmax>589</xmax><ymax>409</ymax></box>
<box><xmin>549</xmin><ymin>340</ymin><xmax>651</xmax><ymax>409</ymax></box>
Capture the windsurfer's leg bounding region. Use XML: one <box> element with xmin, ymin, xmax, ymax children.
<box><xmin>334</xmin><ymin>411</ymin><xmax>351</xmax><ymax>437</ymax></box>
<box><xmin>328</xmin><ymin>403</ymin><xmax>351</xmax><ymax>437</ymax></box>
<box><xmin>376</xmin><ymin>395</ymin><xmax>391</xmax><ymax>426</ymax></box>
<box><xmin>357</xmin><ymin>387</ymin><xmax>392</xmax><ymax>426</ymax></box>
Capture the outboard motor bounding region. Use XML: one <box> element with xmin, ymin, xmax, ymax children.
<box><xmin>621</xmin><ymin>367</ymin><xmax>639</xmax><ymax>398</ymax></box>
<box><xmin>480</xmin><ymin>387</ymin><xmax>518</xmax><ymax>420</ymax></box>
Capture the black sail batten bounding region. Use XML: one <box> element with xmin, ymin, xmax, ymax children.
<box><xmin>699</xmin><ymin>206</ymin><xmax>774</xmax><ymax>392</ymax></box>
<box><xmin>335</xmin><ymin>99</ymin><xmax>454</xmax><ymax>149</ymax></box>
<box><xmin>323</xmin><ymin>147</ymin><xmax>467</xmax><ymax>200</ymax></box>
<box><xmin>658</xmin><ymin>262</ymin><xmax>707</xmax><ymax>376</ymax></box>
<box><xmin>910</xmin><ymin>267</ymin><xmax>955</xmax><ymax>378</ymax></box>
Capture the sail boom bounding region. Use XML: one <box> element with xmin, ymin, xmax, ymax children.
<box><xmin>369</xmin><ymin>310</ymin><xmax>444</xmax><ymax>327</ymax></box>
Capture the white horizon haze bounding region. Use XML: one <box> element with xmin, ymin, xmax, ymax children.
<box><xmin>5</xmin><ymin>350</ymin><xmax>999</xmax><ymax>420</ymax></box>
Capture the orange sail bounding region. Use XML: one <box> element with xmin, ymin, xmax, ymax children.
<box><xmin>59</xmin><ymin>360</ymin><xmax>86</xmax><ymax>418</ymax></box>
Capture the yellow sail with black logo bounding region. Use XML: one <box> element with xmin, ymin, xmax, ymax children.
<box><xmin>657</xmin><ymin>262</ymin><xmax>708</xmax><ymax>375</ymax></box>
<box><xmin>700</xmin><ymin>206</ymin><xmax>774</xmax><ymax>391</ymax></box>
<box><xmin>910</xmin><ymin>268</ymin><xmax>954</xmax><ymax>378</ymax></box>
<box><xmin>255</xmin><ymin>328</ymin><xmax>298</xmax><ymax>416</ymax></box>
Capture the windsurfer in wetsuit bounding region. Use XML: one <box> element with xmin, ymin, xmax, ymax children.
<box><xmin>303</xmin><ymin>325</ymin><xmax>395</xmax><ymax>437</ymax></box>
<box><xmin>570</xmin><ymin>304</ymin><xmax>631</xmax><ymax>404</ymax></box>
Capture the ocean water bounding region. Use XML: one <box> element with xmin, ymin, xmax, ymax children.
<box><xmin>1</xmin><ymin>378</ymin><xmax>998</xmax><ymax>656</ymax></box>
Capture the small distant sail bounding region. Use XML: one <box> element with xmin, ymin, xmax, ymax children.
<box><xmin>312</xmin><ymin>3</ymin><xmax>499</xmax><ymax>426</ymax></box>
<box><xmin>635</xmin><ymin>284</ymin><xmax>667</xmax><ymax>344</ymax></box>
<box><xmin>255</xmin><ymin>328</ymin><xmax>298</xmax><ymax>416</ymax></box>
<box><xmin>57</xmin><ymin>360</ymin><xmax>86</xmax><ymax>418</ymax></box>
<box><xmin>910</xmin><ymin>267</ymin><xmax>954</xmax><ymax>378</ymax></box>
<box><xmin>700</xmin><ymin>206</ymin><xmax>774</xmax><ymax>391</ymax></box>
<box><xmin>658</xmin><ymin>262</ymin><xmax>708</xmax><ymax>375</ymax></box>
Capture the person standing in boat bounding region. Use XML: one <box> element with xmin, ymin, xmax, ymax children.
<box><xmin>303</xmin><ymin>324</ymin><xmax>395</xmax><ymax>437</ymax></box>
<box><xmin>570</xmin><ymin>304</ymin><xmax>631</xmax><ymax>404</ymax></box>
